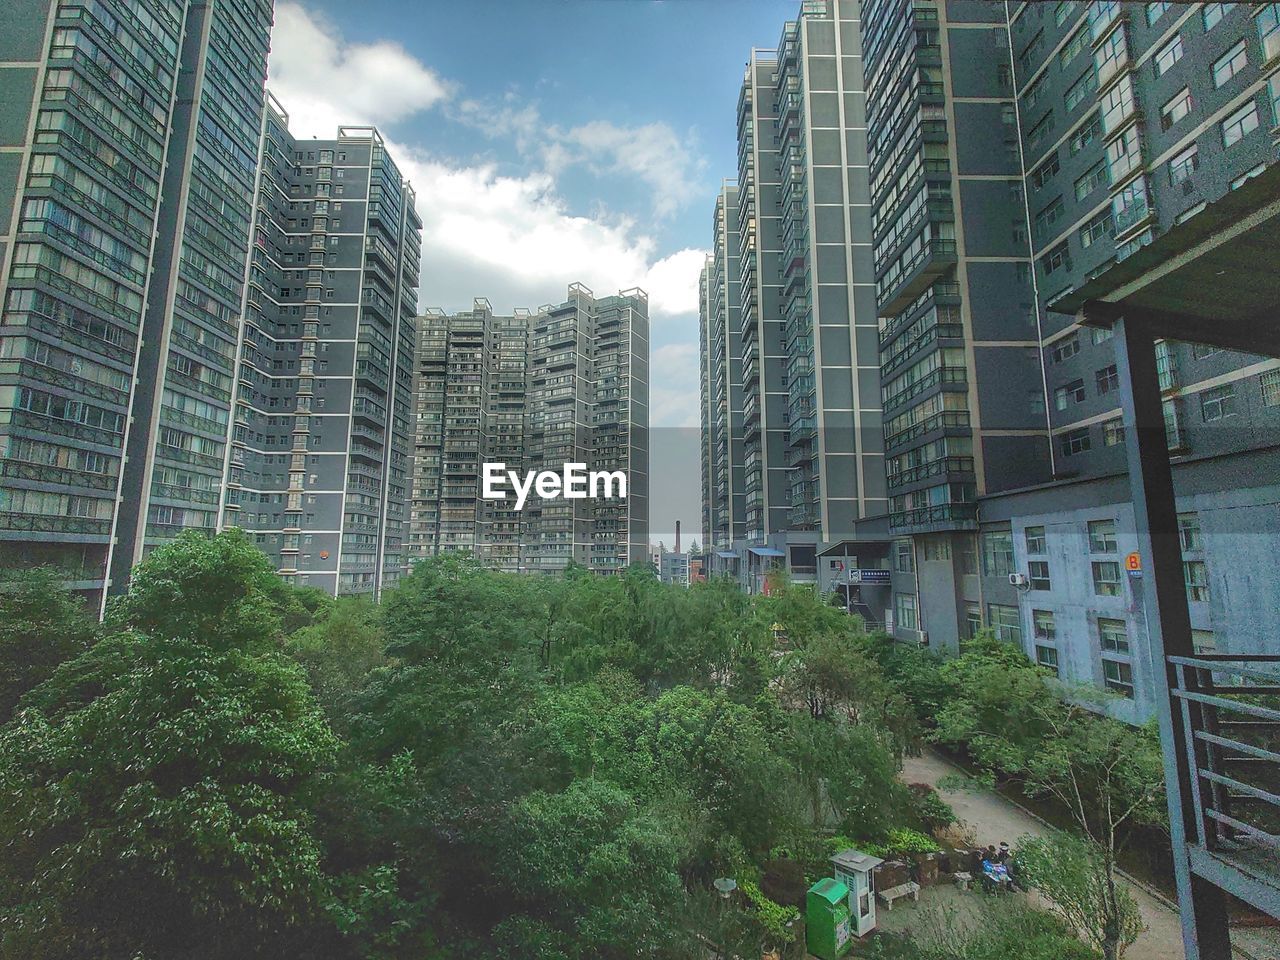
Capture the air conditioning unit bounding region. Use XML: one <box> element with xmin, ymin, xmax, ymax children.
<box><xmin>1009</xmin><ymin>572</ymin><xmax>1029</xmax><ymax>587</ymax></box>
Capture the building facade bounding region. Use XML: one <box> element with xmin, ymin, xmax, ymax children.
<box><xmin>408</xmin><ymin>284</ymin><xmax>650</xmax><ymax>576</ymax></box>
<box><xmin>0</xmin><ymin>0</ymin><xmax>273</xmax><ymax>606</ymax></box>
<box><xmin>970</xmin><ymin>0</ymin><xmax>1280</xmax><ymax>720</ymax></box>
<box><xmin>713</xmin><ymin>0</ymin><xmax>884</xmax><ymax>594</ymax></box>
<box><xmin>705</xmin><ymin>0</ymin><xmax>1280</xmax><ymax>721</ymax></box>
<box><xmin>700</xmin><ymin>182</ymin><xmax>747</xmax><ymax>555</ymax></box>
<box><xmin>0</xmin><ymin>0</ymin><xmax>422</xmax><ymax>602</ymax></box>
<box><xmin>219</xmin><ymin>101</ymin><xmax>422</xmax><ymax>598</ymax></box>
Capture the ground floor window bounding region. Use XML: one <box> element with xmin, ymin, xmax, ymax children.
<box><xmin>1103</xmin><ymin>658</ymin><xmax>1134</xmax><ymax>698</ymax></box>
<box><xmin>987</xmin><ymin>603</ymin><xmax>1021</xmax><ymax>645</ymax></box>
<box><xmin>1035</xmin><ymin>644</ymin><xmax>1060</xmax><ymax>676</ymax></box>
<box><xmin>895</xmin><ymin>593</ymin><xmax>918</xmax><ymax>631</ymax></box>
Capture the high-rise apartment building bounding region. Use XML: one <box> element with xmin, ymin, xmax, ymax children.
<box><xmin>700</xmin><ymin>182</ymin><xmax>747</xmax><ymax>554</ymax></box>
<box><xmin>0</xmin><ymin>0</ymin><xmax>274</xmax><ymax>606</ymax></box>
<box><xmin>863</xmin><ymin>0</ymin><xmax>1051</xmax><ymax>648</ymax></box>
<box><xmin>219</xmin><ymin>99</ymin><xmax>422</xmax><ymax>598</ymax></box>
<box><xmin>408</xmin><ymin>285</ymin><xmax>649</xmax><ymax>576</ymax></box>
<box><xmin>706</xmin><ymin>0</ymin><xmax>1280</xmax><ymax>719</ymax></box>
<box><xmin>965</xmin><ymin>0</ymin><xmax>1280</xmax><ymax>721</ymax></box>
<box><xmin>0</xmin><ymin>1</ymin><xmax>421</xmax><ymax>603</ymax></box>
<box><xmin>713</xmin><ymin>0</ymin><xmax>883</xmax><ymax>592</ymax></box>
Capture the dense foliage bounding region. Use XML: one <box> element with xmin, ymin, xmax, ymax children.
<box><xmin>0</xmin><ymin>533</ymin><xmax>1144</xmax><ymax>960</ymax></box>
<box><xmin>0</xmin><ymin>534</ymin><xmax>918</xmax><ymax>959</ymax></box>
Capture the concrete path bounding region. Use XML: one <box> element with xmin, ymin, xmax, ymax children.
<box><xmin>900</xmin><ymin>749</ymin><xmax>1187</xmax><ymax>960</ymax></box>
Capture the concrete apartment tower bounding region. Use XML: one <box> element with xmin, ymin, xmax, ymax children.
<box><xmin>219</xmin><ymin>98</ymin><xmax>422</xmax><ymax>598</ymax></box>
<box><xmin>408</xmin><ymin>285</ymin><xmax>649</xmax><ymax>576</ymax></box>
<box><xmin>0</xmin><ymin>0</ymin><xmax>274</xmax><ymax>607</ymax></box>
<box><xmin>970</xmin><ymin>0</ymin><xmax>1280</xmax><ymax>721</ymax></box>
<box><xmin>863</xmin><ymin>0</ymin><xmax>1048</xmax><ymax>648</ymax></box>
<box><xmin>720</xmin><ymin>0</ymin><xmax>883</xmax><ymax>592</ymax></box>
<box><xmin>699</xmin><ymin>181</ymin><xmax>747</xmax><ymax>555</ymax></box>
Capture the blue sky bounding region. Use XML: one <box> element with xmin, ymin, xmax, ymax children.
<box><xmin>268</xmin><ymin>0</ymin><xmax>792</xmax><ymax>543</ymax></box>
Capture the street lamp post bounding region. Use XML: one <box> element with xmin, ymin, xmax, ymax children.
<box><xmin>713</xmin><ymin>878</ymin><xmax>737</xmax><ymax>959</ymax></box>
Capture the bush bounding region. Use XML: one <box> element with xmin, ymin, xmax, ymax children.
<box><xmin>907</xmin><ymin>782</ymin><xmax>957</xmax><ymax>833</ymax></box>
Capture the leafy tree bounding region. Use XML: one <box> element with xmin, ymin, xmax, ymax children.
<box><xmin>107</xmin><ymin>529</ymin><xmax>321</xmax><ymax>649</ymax></box>
<box><xmin>0</xmin><ymin>567</ymin><xmax>96</xmax><ymax>722</ymax></box>
<box><xmin>288</xmin><ymin>596</ymin><xmax>386</xmax><ymax>722</ymax></box>
<box><xmin>929</xmin><ymin>633</ymin><xmax>1164</xmax><ymax>960</ymax></box>
<box><xmin>0</xmin><ymin>638</ymin><xmax>338</xmax><ymax>958</ymax></box>
<box><xmin>1015</xmin><ymin>830</ymin><xmax>1144</xmax><ymax>960</ymax></box>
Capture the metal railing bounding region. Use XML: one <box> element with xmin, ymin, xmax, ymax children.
<box><xmin>1169</xmin><ymin>654</ymin><xmax>1280</xmax><ymax>884</ymax></box>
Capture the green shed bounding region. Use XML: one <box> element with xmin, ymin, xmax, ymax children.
<box><xmin>805</xmin><ymin>877</ymin><xmax>853</xmax><ymax>960</ymax></box>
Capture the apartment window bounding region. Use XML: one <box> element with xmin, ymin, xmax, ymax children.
<box><xmin>1213</xmin><ymin>40</ymin><xmax>1248</xmax><ymax>88</ymax></box>
<box><xmin>1093</xmin><ymin>560</ymin><xmax>1122</xmax><ymax>596</ymax></box>
<box><xmin>1069</xmin><ymin>113</ymin><xmax>1102</xmax><ymax>154</ymax></box>
<box><xmin>1200</xmin><ymin>384</ymin><xmax>1237</xmax><ymax>421</ymax></box>
<box><xmin>1092</xmin><ymin>326</ymin><xmax>1113</xmax><ymax>346</ymax></box>
<box><xmin>896</xmin><ymin>592</ymin><xmax>919</xmax><ymax>630</ymax></box>
<box><xmin>1041</xmin><ymin>242</ymin><xmax>1071</xmax><ymax>275</ymax></box>
<box><xmin>1060</xmin><ymin>427</ymin><xmax>1091</xmax><ymax>456</ymax></box>
<box><xmin>1185</xmin><ymin>559</ymin><xmax>1210</xmax><ymax>602</ymax></box>
<box><xmin>1261</xmin><ymin>4</ymin><xmax>1280</xmax><ymax>59</ymax></box>
<box><xmin>1065</xmin><ymin>68</ymin><xmax>1099</xmax><ymax>111</ymax></box>
<box><xmin>894</xmin><ymin>539</ymin><xmax>914</xmax><ymax>572</ymax></box>
<box><xmin>1260</xmin><ymin>369</ymin><xmax>1280</xmax><ymax>407</ymax></box>
<box><xmin>1055</xmin><ymin>378</ymin><xmax>1086</xmax><ymax>410</ymax></box>
<box><xmin>1035</xmin><ymin>196</ymin><xmax>1066</xmax><ymax>235</ymax></box>
<box><xmin>1099</xmin><ymin>617</ymin><xmax>1130</xmax><ymax>654</ymax></box>
<box><xmin>988</xmin><ymin>603</ymin><xmax>1022</xmax><ymax>644</ymax></box>
<box><xmin>1075</xmin><ymin>160</ymin><xmax>1109</xmax><ymax>202</ymax></box>
<box><xmin>1052</xmin><ymin>333</ymin><xmax>1080</xmax><ymax>363</ymax></box>
<box><xmin>1029</xmin><ymin>560</ymin><xmax>1052</xmax><ymax>591</ymax></box>
<box><xmin>922</xmin><ymin>537</ymin><xmax>951</xmax><ymax>562</ymax></box>
<box><xmin>1178</xmin><ymin>513</ymin><xmax>1202</xmax><ymax>551</ymax></box>
<box><xmin>1103</xmin><ymin>418</ymin><xmax>1125</xmax><ymax>446</ymax></box>
<box><xmin>1032</xmin><ymin>154</ymin><xmax>1061</xmax><ymax>191</ymax></box>
<box><xmin>1088</xmin><ymin>519</ymin><xmax>1117</xmax><ymax>553</ymax></box>
<box><xmin>982</xmin><ymin>530</ymin><xmax>1015</xmax><ymax>577</ymax></box>
<box><xmin>1168</xmin><ymin>144</ymin><xmax>1199</xmax><ymax>185</ymax></box>
<box><xmin>1027</xmin><ymin>112</ymin><xmax>1056</xmax><ymax>150</ymax></box>
<box><xmin>1036</xmin><ymin>644</ymin><xmax>1060</xmax><ymax>675</ymax></box>
<box><xmin>1203</xmin><ymin>3</ymin><xmax>1228</xmax><ymax>31</ymax></box>
<box><xmin>1025</xmin><ymin>525</ymin><xmax>1046</xmax><ymax>554</ymax></box>
<box><xmin>1033</xmin><ymin>609</ymin><xmax>1057</xmax><ymax>640</ymax></box>
<box><xmin>958</xmin><ymin>536</ymin><xmax>978</xmax><ymax>576</ymax></box>
<box><xmin>1096</xmin><ymin>364</ymin><xmax>1119</xmax><ymax>395</ymax></box>
<box><xmin>1024</xmin><ymin>76</ymin><xmax>1047</xmax><ymax>111</ymax></box>
<box><xmin>1161</xmin><ymin>88</ymin><xmax>1193</xmax><ymax>131</ymax></box>
<box><xmin>1062</xmin><ymin>28</ymin><xmax>1089</xmax><ymax>68</ymax></box>
<box><xmin>966</xmin><ymin>604</ymin><xmax>983</xmax><ymax>639</ymax></box>
<box><xmin>1080</xmin><ymin>209</ymin><xmax>1114</xmax><ymax>248</ymax></box>
<box><xmin>1154</xmin><ymin>35</ymin><xmax>1184</xmax><ymax>76</ymax></box>
<box><xmin>1055</xmin><ymin>0</ymin><xmax>1074</xmax><ymax>26</ymax></box>
<box><xmin>1221</xmin><ymin>101</ymin><xmax>1259</xmax><ymax>148</ymax></box>
<box><xmin>1145</xmin><ymin>1</ymin><xmax>1168</xmax><ymax>26</ymax></box>
<box><xmin>1103</xmin><ymin>659</ymin><xmax>1135</xmax><ymax>698</ymax></box>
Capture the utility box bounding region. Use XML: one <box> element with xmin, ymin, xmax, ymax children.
<box><xmin>805</xmin><ymin>878</ymin><xmax>853</xmax><ymax>960</ymax></box>
<box><xmin>832</xmin><ymin>848</ymin><xmax>884</xmax><ymax>937</ymax></box>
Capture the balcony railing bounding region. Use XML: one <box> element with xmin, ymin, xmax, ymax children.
<box><xmin>1168</xmin><ymin>654</ymin><xmax>1280</xmax><ymax>911</ymax></box>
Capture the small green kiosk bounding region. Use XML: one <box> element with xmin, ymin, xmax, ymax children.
<box><xmin>806</xmin><ymin>878</ymin><xmax>853</xmax><ymax>960</ymax></box>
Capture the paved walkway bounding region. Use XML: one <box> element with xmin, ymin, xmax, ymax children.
<box><xmin>901</xmin><ymin>749</ymin><xmax>1187</xmax><ymax>960</ymax></box>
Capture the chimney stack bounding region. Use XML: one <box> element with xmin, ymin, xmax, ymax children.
<box><xmin>675</xmin><ymin>520</ymin><xmax>681</xmax><ymax>554</ymax></box>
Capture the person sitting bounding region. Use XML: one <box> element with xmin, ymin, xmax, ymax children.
<box><xmin>996</xmin><ymin>842</ymin><xmax>1011</xmax><ymax>864</ymax></box>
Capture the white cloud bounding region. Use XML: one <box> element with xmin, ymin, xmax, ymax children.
<box><xmin>268</xmin><ymin>1</ymin><xmax>450</xmax><ymax>138</ymax></box>
<box><xmin>452</xmin><ymin>99</ymin><xmax>705</xmax><ymax>220</ymax></box>
<box><xmin>267</xmin><ymin>3</ymin><xmax>709</xmax><ymax>425</ymax></box>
